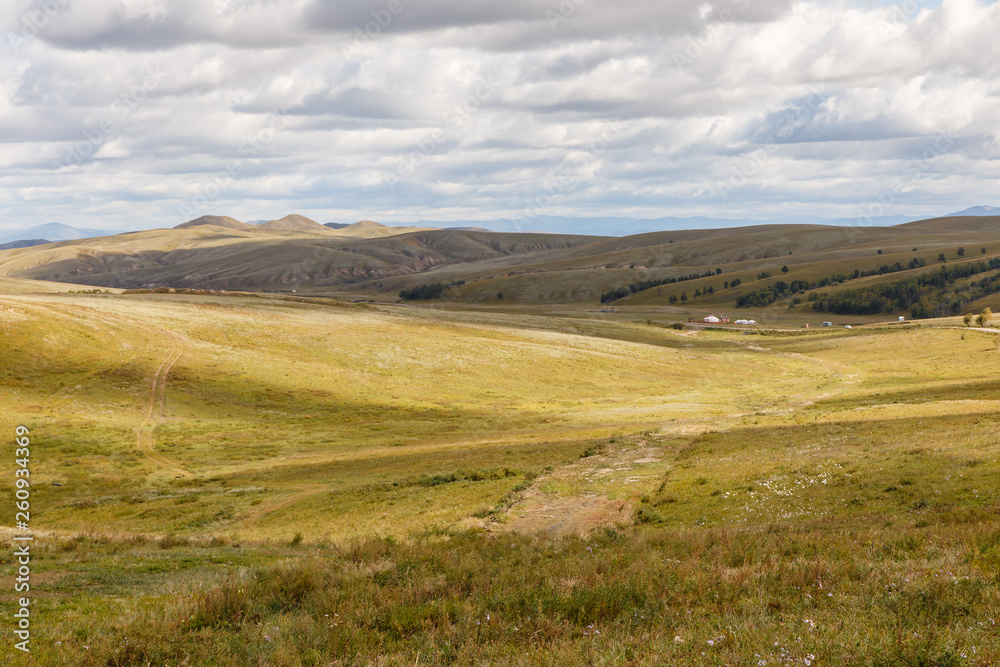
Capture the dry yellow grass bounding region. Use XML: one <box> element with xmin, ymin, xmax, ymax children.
<box><xmin>1</xmin><ymin>288</ymin><xmax>999</xmax><ymax>665</ymax></box>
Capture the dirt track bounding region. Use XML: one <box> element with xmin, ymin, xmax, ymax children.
<box><xmin>135</xmin><ymin>329</ymin><xmax>189</xmax><ymax>477</ymax></box>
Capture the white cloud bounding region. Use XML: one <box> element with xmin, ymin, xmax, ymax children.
<box><xmin>0</xmin><ymin>0</ymin><xmax>998</xmax><ymax>233</ymax></box>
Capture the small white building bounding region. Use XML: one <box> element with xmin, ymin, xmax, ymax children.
<box><xmin>702</xmin><ymin>315</ymin><xmax>721</xmax><ymax>323</ymax></box>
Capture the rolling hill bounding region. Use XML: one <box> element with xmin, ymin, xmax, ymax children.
<box><xmin>256</xmin><ymin>214</ymin><xmax>330</xmax><ymax>233</ymax></box>
<box><xmin>4</xmin><ymin>219</ymin><xmax>1000</xmax><ymax>664</ymax></box>
<box><xmin>1</xmin><ymin>214</ymin><xmax>999</xmax><ymax>316</ymax></box>
<box><xmin>0</xmin><ymin>215</ymin><xmax>604</xmax><ymax>291</ymax></box>
<box><xmin>0</xmin><ymin>238</ymin><xmax>50</xmax><ymax>251</ymax></box>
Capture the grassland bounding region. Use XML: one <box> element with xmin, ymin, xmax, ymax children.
<box><xmin>1</xmin><ymin>283</ymin><xmax>999</xmax><ymax>665</ymax></box>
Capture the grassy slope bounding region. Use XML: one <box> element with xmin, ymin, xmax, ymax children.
<box><xmin>0</xmin><ymin>289</ymin><xmax>999</xmax><ymax>664</ymax></box>
<box><xmin>618</xmin><ymin>245</ymin><xmax>1000</xmax><ymax>323</ymax></box>
<box><xmin>343</xmin><ymin>218</ymin><xmax>1000</xmax><ymax>304</ymax></box>
<box><xmin>3</xmin><ymin>217</ymin><xmax>999</xmax><ymax>306</ymax></box>
<box><xmin>0</xmin><ymin>226</ymin><xmax>606</xmax><ymax>290</ymax></box>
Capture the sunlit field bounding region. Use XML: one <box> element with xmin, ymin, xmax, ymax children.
<box><xmin>1</xmin><ymin>286</ymin><xmax>999</xmax><ymax>665</ymax></box>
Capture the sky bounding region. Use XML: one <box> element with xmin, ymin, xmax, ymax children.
<box><xmin>1</xmin><ymin>0</ymin><xmax>998</xmax><ymax>234</ymax></box>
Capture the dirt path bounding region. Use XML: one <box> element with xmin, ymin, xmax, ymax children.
<box><xmin>135</xmin><ymin>330</ymin><xmax>189</xmax><ymax>478</ymax></box>
<box><xmin>503</xmin><ymin>494</ymin><xmax>633</xmax><ymax>537</ymax></box>
<box><xmin>9</xmin><ymin>298</ymin><xmax>193</xmax><ymax>478</ymax></box>
<box><xmin>232</xmin><ymin>483</ymin><xmax>328</xmax><ymax>525</ymax></box>
<box><xmin>497</xmin><ymin>334</ymin><xmax>866</xmax><ymax>537</ymax></box>
<box><xmin>952</xmin><ymin>326</ymin><xmax>1000</xmax><ymax>335</ymax></box>
<box><xmin>12</xmin><ymin>296</ymin><xmax>337</xmax><ymax>526</ymax></box>
<box><xmin>498</xmin><ymin>444</ymin><xmax>662</xmax><ymax>537</ymax></box>
<box><xmin>45</xmin><ymin>301</ymin><xmax>193</xmax><ymax>478</ymax></box>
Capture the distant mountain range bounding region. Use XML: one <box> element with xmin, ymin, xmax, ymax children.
<box><xmin>0</xmin><ymin>206</ymin><xmax>996</xmax><ymax>244</ymax></box>
<box><xmin>946</xmin><ymin>206</ymin><xmax>1000</xmax><ymax>217</ymax></box>
<box><xmin>389</xmin><ymin>209</ymin><xmax>998</xmax><ymax>236</ymax></box>
<box><xmin>0</xmin><ymin>222</ymin><xmax>111</xmax><ymax>244</ymax></box>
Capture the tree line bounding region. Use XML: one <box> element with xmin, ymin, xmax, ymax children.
<box><xmin>399</xmin><ymin>280</ymin><xmax>465</xmax><ymax>300</ymax></box>
<box><xmin>810</xmin><ymin>259</ymin><xmax>1000</xmax><ymax>318</ymax></box>
<box><xmin>734</xmin><ymin>259</ymin><xmax>928</xmax><ymax>309</ymax></box>
<box><xmin>600</xmin><ymin>269</ymin><xmax>724</xmax><ymax>303</ymax></box>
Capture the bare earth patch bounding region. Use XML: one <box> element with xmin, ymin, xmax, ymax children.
<box><xmin>503</xmin><ymin>494</ymin><xmax>632</xmax><ymax>536</ymax></box>
<box><xmin>499</xmin><ymin>444</ymin><xmax>662</xmax><ymax>536</ymax></box>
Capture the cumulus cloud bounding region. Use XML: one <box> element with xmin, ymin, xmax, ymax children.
<box><xmin>0</xmin><ymin>0</ymin><xmax>998</xmax><ymax>233</ymax></box>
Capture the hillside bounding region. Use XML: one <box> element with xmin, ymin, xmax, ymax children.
<box><xmin>255</xmin><ymin>214</ymin><xmax>330</xmax><ymax>233</ymax></box>
<box><xmin>0</xmin><ymin>217</ymin><xmax>605</xmax><ymax>290</ymax></box>
<box><xmin>174</xmin><ymin>214</ymin><xmax>252</xmax><ymax>231</ymax></box>
<box><xmin>0</xmin><ymin>238</ymin><xmax>49</xmax><ymax>250</ymax></box>
<box><xmin>327</xmin><ymin>219</ymin><xmax>436</xmax><ymax>239</ymax></box>
<box><xmin>2</xmin><ymin>215</ymin><xmax>999</xmax><ymax>311</ymax></box>
<box><xmin>2</xmin><ymin>287</ymin><xmax>999</xmax><ymax>664</ymax></box>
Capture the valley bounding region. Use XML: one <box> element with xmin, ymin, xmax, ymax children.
<box><xmin>1</xmin><ymin>217</ymin><xmax>1000</xmax><ymax>664</ymax></box>
<box><xmin>0</xmin><ymin>274</ymin><xmax>998</xmax><ymax>664</ymax></box>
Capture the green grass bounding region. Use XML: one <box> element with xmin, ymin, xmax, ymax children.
<box><xmin>1</xmin><ymin>288</ymin><xmax>999</xmax><ymax>664</ymax></box>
